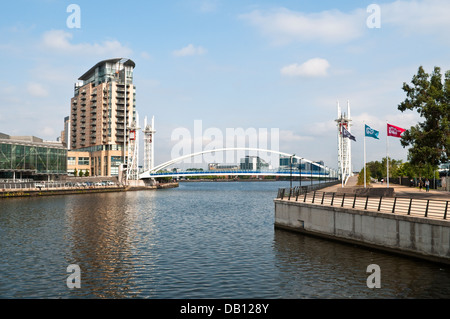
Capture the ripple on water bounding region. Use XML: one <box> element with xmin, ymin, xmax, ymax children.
<box><xmin>2</xmin><ymin>182</ymin><xmax>450</xmax><ymax>298</ymax></box>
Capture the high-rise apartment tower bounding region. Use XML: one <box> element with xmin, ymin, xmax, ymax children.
<box><xmin>68</xmin><ymin>58</ymin><xmax>136</xmax><ymax>177</ymax></box>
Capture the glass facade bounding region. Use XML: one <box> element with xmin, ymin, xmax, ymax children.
<box><xmin>0</xmin><ymin>142</ymin><xmax>67</xmax><ymax>174</ymax></box>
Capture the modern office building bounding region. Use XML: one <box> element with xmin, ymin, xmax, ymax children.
<box><xmin>60</xmin><ymin>116</ymin><xmax>70</xmax><ymax>149</ymax></box>
<box><xmin>67</xmin><ymin>58</ymin><xmax>136</xmax><ymax>177</ymax></box>
<box><xmin>240</xmin><ymin>156</ymin><xmax>269</xmax><ymax>170</ymax></box>
<box><xmin>279</xmin><ymin>156</ymin><xmax>324</xmax><ymax>172</ymax></box>
<box><xmin>0</xmin><ymin>133</ymin><xmax>67</xmax><ymax>180</ymax></box>
<box><xmin>279</xmin><ymin>156</ymin><xmax>298</xmax><ymax>169</ymax></box>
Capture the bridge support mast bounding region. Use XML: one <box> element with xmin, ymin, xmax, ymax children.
<box><xmin>336</xmin><ymin>100</ymin><xmax>353</xmax><ymax>186</ymax></box>
<box><xmin>143</xmin><ymin>115</ymin><xmax>156</xmax><ymax>173</ymax></box>
<box><xmin>126</xmin><ymin>113</ymin><xmax>140</xmax><ymax>181</ymax></box>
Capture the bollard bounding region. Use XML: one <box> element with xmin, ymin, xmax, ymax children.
<box><xmin>444</xmin><ymin>201</ymin><xmax>448</xmax><ymax>220</ymax></box>
<box><xmin>392</xmin><ymin>197</ymin><xmax>397</xmax><ymax>214</ymax></box>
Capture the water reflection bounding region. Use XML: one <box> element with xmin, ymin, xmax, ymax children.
<box><xmin>64</xmin><ymin>191</ymin><xmax>159</xmax><ymax>298</ymax></box>
<box><xmin>1</xmin><ymin>181</ymin><xmax>450</xmax><ymax>298</ymax></box>
<box><xmin>273</xmin><ymin>229</ymin><xmax>450</xmax><ymax>298</ymax></box>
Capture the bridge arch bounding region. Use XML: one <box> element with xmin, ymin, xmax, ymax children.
<box><xmin>139</xmin><ymin>147</ymin><xmax>336</xmax><ymax>179</ymax></box>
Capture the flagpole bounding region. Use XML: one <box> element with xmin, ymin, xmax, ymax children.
<box><xmin>364</xmin><ymin>123</ymin><xmax>367</xmax><ymax>188</ymax></box>
<box><xmin>386</xmin><ymin>121</ymin><xmax>389</xmax><ymax>188</ymax></box>
<box><xmin>341</xmin><ymin>125</ymin><xmax>344</xmax><ymax>188</ymax></box>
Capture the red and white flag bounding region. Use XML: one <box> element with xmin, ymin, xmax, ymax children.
<box><xmin>387</xmin><ymin>123</ymin><xmax>405</xmax><ymax>138</ymax></box>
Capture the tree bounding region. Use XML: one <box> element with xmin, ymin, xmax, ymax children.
<box><xmin>398</xmin><ymin>66</ymin><xmax>450</xmax><ymax>166</ymax></box>
<box><xmin>357</xmin><ymin>167</ymin><xmax>371</xmax><ymax>186</ymax></box>
<box><xmin>366</xmin><ymin>160</ymin><xmax>383</xmax><ymax>180</ymax></box>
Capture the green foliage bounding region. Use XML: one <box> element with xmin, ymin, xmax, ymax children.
<box><xmin>366</xmin><ymin>157</ymin><xmax>439</xmax><ymax>179</ymax></box>
<box><xmin>357</xmin><ymin>167</ymin><xmax>371</xmax><ymax>185</ymax></box>
<box><xmin>398</xmin><ymin>66</ymin><xmax>450</xmax><ymax>166</ymax></box>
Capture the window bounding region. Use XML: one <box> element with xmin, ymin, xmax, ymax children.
<box><xmin>78</xmin><ymin>157</ymin><xmax>89</xmax><ymax>165</ymax></box>
<box><xmin>68</xmin><ymin>157</ymin><xmax>76</xmax><ymax>165</ymax></box>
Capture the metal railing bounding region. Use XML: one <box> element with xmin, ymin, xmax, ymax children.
<box><xmin>276</xmin><ymin>188</ymin><xmax>450</xmax><ymax>220</ymax></box>
<box><xmin>1</xmin><ymin>181</ymin><xmax>120</xmax><ymax>192</ymax></box>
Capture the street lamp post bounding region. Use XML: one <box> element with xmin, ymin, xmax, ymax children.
<box><xmin>290</xmin><ymin>155</ymin><xmax>293</xmax><ymax>190</ymax></box>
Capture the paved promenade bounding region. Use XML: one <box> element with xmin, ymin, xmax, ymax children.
<box><xmin>321</xmin><ymin>176</ymin><xmax>450</xmax><ymax>201</ymax></box>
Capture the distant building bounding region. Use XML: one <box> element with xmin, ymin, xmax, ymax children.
<box><xmin>240</xmin><ymin>156</ymin><xmax>269</xmax><ymax>170</ymax></box>
<box><xmin>66</xmin><ymin>58</ymin><xmax>136</xmax><ymax>177</ymax></box>
<box><xmin>60</xmin><ymin>116</ymin><xmax>70</xmax><ymax>149</ymax></box>
<box><xmin>0</xmin><ymin>133</ymin><xmax>67</xmax><ymax>180</ymax></box>
<box><xmin>279</xmin><ymin>156</ymin><xmax>298</xmax><ymax>169</ymax></box>
<box><xmin>208</xmin><ymin>163</ymin><xmax>239</xmax><ymax>171</ymax></box>
<box><xmin>279</xmin><ymin>156</ymin><xmax>324</xmax><ymax>172</ymax></box>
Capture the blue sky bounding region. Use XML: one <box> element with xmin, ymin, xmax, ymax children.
<box><xmin>1</xmin><ymin>0</ymin><xmax>449</xmax><ymax>170</ymax></box>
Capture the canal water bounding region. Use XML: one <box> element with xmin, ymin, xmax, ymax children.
<box><xmin>1</xmin><ymin>181</ymin><xmax>450</xmax><ymax>299</ymax></box>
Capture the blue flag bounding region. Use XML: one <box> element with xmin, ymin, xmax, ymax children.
<box><xmin>342</xmin><ymin>126</ymin><xmax>356</xmax><ymax>141</ymax></box>
<box><xmin>365</xmin><ymin>124</ymin><xmax>379</xmax><ymax>139</ymax></box>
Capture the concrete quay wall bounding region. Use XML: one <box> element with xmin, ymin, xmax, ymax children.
<box><xmin>274</xmin><ymin>199</ymin><xmax>450</xmax><ymax>265</ymax></box>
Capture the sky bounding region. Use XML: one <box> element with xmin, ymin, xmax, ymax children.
<box><xmin>1</xmin><ymin>0</ymin><xmax>450</xmax><ymax>171</ymax></box>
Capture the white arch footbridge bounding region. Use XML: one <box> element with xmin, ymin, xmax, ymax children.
<box><xmin>139</xmin><ymin>148</ymin><xmax>339</xmax><ymax>179</ymax></box>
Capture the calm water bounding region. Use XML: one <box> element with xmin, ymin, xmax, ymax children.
<box><xmin>1</xmin><ymin>181</ymin><xmax>450</xmax><ymax>299</ymax></box>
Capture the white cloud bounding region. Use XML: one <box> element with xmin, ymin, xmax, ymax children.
<box><xmin>279</xmin><ymin>130</ymin><xmax>314</xmax><ymax>142</ymax></box>
<box><xmin>239</xmin><ymin>7</ymin><xmax>365</xmax><ymax>45</ymax></box>
<box><xmin>199</xmin><ymin>0</ymin><xmax>219</xmax><ymax>13</ymax></box>
<box><xmin>281</xmin><ymin>58</ymin><xmax>330</xmax><ymax>77</ymax></box>
<box><xmin>41</xmin><ymin>126</ymin><xmax>55</xmax><ymax>137</ymax></box>
<box><xmin>382</xmin><ymin>0</ymin><xmax>450</xmax><ymax>36</ymax></box>
<box><xmin>41</xmin><ymin>30</ymin><xmax>132</xmax><ymax>57</ymax></box>
<box><xmin>173</xmin><ymin>44</ymin><xmax>207</xmax><ymax>57</ymax></box>
<box><xmin>27</xmin><ymin>82</ymin><xmax>48</xmax><ymax>97</ymax></box>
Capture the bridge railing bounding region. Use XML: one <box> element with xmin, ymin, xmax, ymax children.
<box><xmin>147</xmin><ymin>169</ymin><xmax>334</xmax><ymax>177</ymax></box>
<box><xmin>276</xmin><ymin>189</ymin><xmax>450</xmax><ymax>220</ymax></box>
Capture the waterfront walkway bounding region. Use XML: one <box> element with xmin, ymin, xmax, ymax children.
<box><xmin>278</xmin><ymin>176</ymin><xmax>449</xmax><ymax>220</ymax></box>
<box><xmin>321</xmin><ymin>176</ymin><xmax>450</xmax><ymax>201</ymax></box>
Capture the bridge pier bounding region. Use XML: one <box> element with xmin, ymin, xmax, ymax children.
<box><xmin>143</xmin><ymin>178</ymin><xmax>157</xmax><ymax>186</ymax></box>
